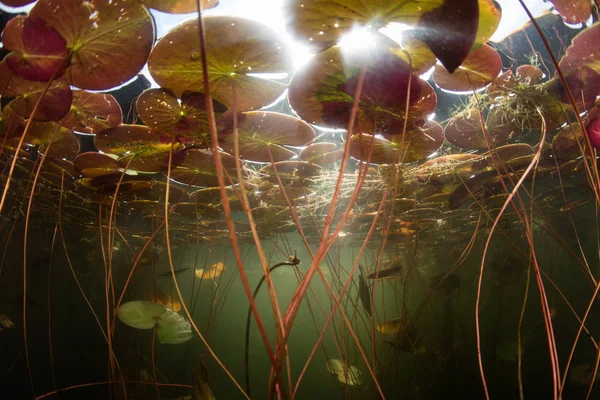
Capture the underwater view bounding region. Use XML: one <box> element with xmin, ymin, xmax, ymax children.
<box><xmin>1</xmin><ymin>0</ymin><xmax>600</xmax><ymax>398</ymax></box>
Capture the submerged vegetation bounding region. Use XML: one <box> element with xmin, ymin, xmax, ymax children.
<box><xmin>0</xmin><ymin>0</ymin><xmax>600</xmax><ymax>399</ymax></box>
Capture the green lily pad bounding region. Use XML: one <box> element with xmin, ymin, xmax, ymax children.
<box><xmin>94</xmin><ymin>124</ymin><xmax>184</xmax><ymax>173</ymax></box>
<box><xmin>148</xmin><ymin>16</ymin><xmax>293</xmax><ymax>111</ymax></box>
<box><xmin>136</xmin><ymin>89</ymin><xmax>226</xmax><ymax>140</ymax></box>
<box><xmin>117</xmin><ymin>300</ymin><xmax>167</xmax><ymax>329</ymax></box>
<box><xmin>217</xmin><ymin>111</ymin><xmax>315</xmax><ymax>162</ymax></box>
<box><xmin>29</xmin><ymin>0</ymin><xmax>155</xmax><ymax>90</ymax></box>
<box><xmin>168</xmin><ymin>149</ymin><xmax>242</xmax><ymax>187</ymax></box>
<box><xmin>156</xmin><ymin>308</ymin><xmax>193</xmax><ymax>344</ymax></box>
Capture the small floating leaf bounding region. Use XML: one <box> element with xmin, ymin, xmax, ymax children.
<box><xmin>156</xmin><ymin>308</ymin><xmax>193</xmax><ymax>344</ymax></box>
<box><xmin>117</xmin><ymin>300</ymin><xmax>167</xmax><ymax>329</ymax></box>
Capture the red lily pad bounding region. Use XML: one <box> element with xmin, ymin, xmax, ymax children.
<box><xmin>549</xmin><ymin>0</ymin><xmax>592</xmax><ymax>24</ymax></box>
<box><xmin>2</xmin><ymin>0</ymin><xmax>35</xmax><ymax>5</ymax></box>
<box><xmin>136</xmin><ymin>89</ymin><xmax>226</xmax><ymax>140</ymax></box>
<box><xmin>558</xmin><ymin>24</ymin><xmax>600</xmax><ymax>76</ymax></box>
<box><xmin>94</xmin><ymin>125</ymin><xmax>184</xmax><ymax>172</ymax></box>
<box><xmin>586</xmin><ymin>118</ymin><xmax>600</xmax><ymax>149</ymax></box>
<box><xmin>60</xmin><ymin>90</ymin><xmax>122</xmax><ymax>135</ymax></box>
<box><xmin>148</xmin><ymin>16</ymin><xmax>293</xmax><ymax>111</ymax></box>
<box><xmin>299</xmin><ymin>142</ymin><xmax>343</xmax><ymax>164</ymax></box>
<box><xmin>24</xmin><ymin>121</ymin><xmax>80</xmax><ymax>159</ymax></box>
<box><xmin>139</xmin><ymin>0</ymin><xmax>219</xmax><ymax>13</ymax></box>
<box><xmin>289</xmin><ymin>44</ymin><xmax>436</xmax><ymax>134</ymax></box>
<box><xmin>29</xmin><ymin>0</ymin><xmax>154</xmax><ymax>90</ymax></box>
<box><xmin>0</xmin><ymin>61</ymin><xmax>73</xmax><ymax>122</ymax></box>
<box><xmin>217</xmin><ymin>111</ymin><xmax>315</xmax><ymax>162</ymax></box>
<box><xmin>2</xmin><ymin>16</ymin><xmax>68</xmax><ymax>82</ymax></box>
<box><xmin>73</xmin><ymin>152</ymin><xmax>123</xmax><ymax>178</ymax></box>
<box><xmin>168</xmin><ymin>148</ymin><xmax>242</xmax><ymax>187</ymax></box>
<box><xmin>433</xmin><ymin>44</ymin><xmax>502</xmax><ymax>92</ymax></box>
<box><xmin>516</xmin><ymin>65</ymin><xmax>544</xmax><ymax>85</ymax></box>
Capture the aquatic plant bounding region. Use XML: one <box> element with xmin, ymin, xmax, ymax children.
<box><xmin>0</xmin><ymin>0</ymin><xmax>599</xmax><ymax>399</ymax></box>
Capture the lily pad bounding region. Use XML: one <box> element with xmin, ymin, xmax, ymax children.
<box><xmin>433</xmin><ymin>44</ymin><xmax>502</xmax><ymax>92</ymax></box>
<box><xmin>136</xmin><ymin>88</ymin><xmax>227</xmax><ymax>140</ymax></box>
<box><xmin>299</xmin><ymin>142</ymin><xmax>343</xmax><ymax>164</ymax></box>
<box><xmin>553</xmin><ymin>123</ymin><xmax>587</xmax><ymax>160</ymax></box>
<box><xmin>60</xmin><ymin>90</ymin><xmax>122</xmax><ymax>135</ymax></box>
<box><xmin>558</xmin><ymin>23</ymin><xmax>600</xmax><ymax>76</ymax></box>
<box><xmin>289</xmin><ymin>44</ymin><xmax>436</xmax><ymax>134</ymax></box>
<box><xmin>156</xmin><ymin>308</ymin><xmax>193</xmax><ymax>344</ymax></box>
<box><xmin>587</xmin><ymin>117</ymin><xmax>600</xmax><ymax>149</ymax></box>
<box><xmin>139</xmin><ymin>0</ymin><xmax>218</xmax><ymax>13</ymax></box>
<box><xmin>549</xmin><ymin>0</ymin><xmax>592</xmax><ymax>24</ymax></box>
<box><xmin>94</xmin><ymin>125</ymin><xmax>183</xmax><ymax>172</ymax></box>
<box><xmin>0</xmin><ymin>61</ymin><xmax>73</xmax><ymax>122</ymax></box>
<box><xmin>284</xmin><ymin>0</ymin><xmax>499</xmax><ymax>72</ymax></box>
<box><xmin>148</xmin><ymin>16</ymin><xmax>293</xmax><ymax>111</ymax></box>
<box><xmin>259</xmin><ymin>161</ymin><xmax>322</xmax><ymax>182</ymax></box>
<box><xmin>2</xmin><ymin>16</ymin><xmax>68</xmax><ymax>82</ymax></box>
<box><xmin>117</xmin><ymin>300</ymin><xmax>167</xmax><ymax>329</ymax></box>
<box><xmin>217</xmin><ymin>111</ymin><xmax>315</xmax><ymax>162</ymax></box>
<box><xmin>445</xmin><ymin>108</ymin><xmax>511</xmax><ymax>150</ymax></box>
<box><xmin>24</xmin><ymin>121</ymin><xmax>80</xmax><ymax>159</ymax></box>
<box><xmin>168</xmin><ymin>149</ymin><xmax>242</xmax><ymax>187</ymax></box>
<box><xmin>350</xmin><ymin>121</ymin><xmax>443</xmax><ymax>164</ymax></box>
<box><xmin>73</xmin><ymin>152</ymin><xmax>123</xmax><ymax>178</ymax></box>
<box><xmin>29</xmin><ymin>0</ymin><xmax>155</xmax><ymax>90</ymax></box>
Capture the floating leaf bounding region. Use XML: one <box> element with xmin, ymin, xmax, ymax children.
<box><xmin>2</xmin><ymin>16</ymin><xmax>68</xmax><ymax>81</ymax></box>
<box><xmin>587</xmin><ymin>118</ymin><xmax>600</xmax><ymax>149</ymax></box>
<box><xmin>25</xmin><ymin>121</ymin><xmax>80</xmax><ymax>158</ymax></box>
<box><xmin>139</xmin><ymin>0</ymin><xmax>218</xmax><ymax>13</ymax></box>
<box><xmin>60</xmin><ymin>90</ymin><xmax>122</xmax><ymax>135</ymax></box>
<box><xmin>30</xmin><ymin>0</ymin><xmax>155</xmax><ymax>90</ymax></box>
<box><xmin>117</xmin><ymin>300</ymin><xmax>167</xmax><ymax>329</ymax></box>
<box><xmin>136</xmin><ymin>89</ymin><xmax>226</xmax><ymax>140</ymax></box>
<box><xmin>156</xmin><ymin>308</ymin><xmax>193</xmax><ymax>344</ymax></box>
<box><xmin>445</xmin><ymin>108</ymin><xmax>511</xmax><ymax>150</ymax></box>
<box><xmin>0</xmin><ymin>61</ymin><xmax>73</xmax><ymax>122</ymax></box>
<box><xmin>73</xmin><ymin>152</ymin><xmax>122</xmax><ymax>178</ymax></box>
<box><xmin>549</xmin><ymin>0</ymin><xmax>592</xmax><ymax>24</ymax></box>
<box><xmin>94</xmin><ymin>125</ymin><xmax>183</xmax><ymax>172</ymax></box>
<box><xmin>148</xmin><ymin>16</ymin><xmax>293</xmax><ymax>111</ymax></box>
<box><xmin>516</xmin><ymin>65</ymin><xmax>544</xmax><ymax>85</ymax></box>
<box><xmin>558</xmin><ymin>24</ymin><xmax>600</xmax><ymax>76</ymax></box>
<box><xmin>433</xmin><ymin>44</ymin><xmax>502</xmax><ymax>92</ymax></box>
<box><xmin>217</xmin><ymin>111</ymin><xmax>315</xmax><ymax>162</ymax></box>
<box><xmin>414</xmin><ymin>0</ymin><xmax>479</xmax><ymax>73</ymax></box>
<box><xmin>289</xmin><ymin>44</ymin><xmax>436</xmax><ymax>133</ymax></box>
<box><xmin>299</xmin><ymin>142</ymin><xmax>343</xmax><ymax>164</ymax></box>
<box><xmin>259</xmin><ymin>161</ymin><xmax>321</xmax><ymax>182</ymax></box>
<box><xmin>168</xmin><ymin>149</ymin><xmax>241</xmax><ymax>187</ymax></box>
